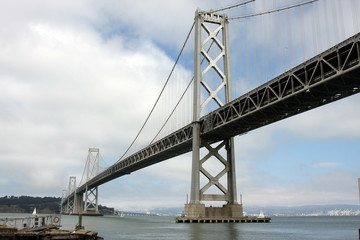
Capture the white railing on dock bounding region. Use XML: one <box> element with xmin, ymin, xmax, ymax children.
<box><xmin>0</xmin><ymin>215</ymin><xmax>61</xmax><ymax>230</ymax></box>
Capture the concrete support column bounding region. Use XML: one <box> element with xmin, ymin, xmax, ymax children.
<box><xmin>184</xmin><ymin>203</ymin><xmax>205</xmax><ymax>218</ymax></box>
<box><xmin>74</xmin><ymin>192</ymin><xmax>83</xmax><ymax>214</ymax></box>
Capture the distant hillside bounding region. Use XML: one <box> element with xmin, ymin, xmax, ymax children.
<box><xmin>0</xmin><ymin>196</ymin><xmax>115</xmax><ymax>215</ymax></box>
<box><xmin>243</xmin><ymin>204</ymin><xmax>360</xmax><ymax>216</ymax></box>
<box><xmin>0</xmin><ymin>196</ymin><xmax>61</xmax><ymax>214</ymax></box>
<box><xmin>150</xmin><ymin>204</ymin><xmax>360</xmax><ymax>216</ymax></box>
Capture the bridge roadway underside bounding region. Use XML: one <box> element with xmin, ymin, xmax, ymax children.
<box><xmin>70</xmin><ymin>32</ymin><xmax>360</xmax><ymax>197</ymax></box>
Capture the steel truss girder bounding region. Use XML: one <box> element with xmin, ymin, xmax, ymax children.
<box><xmin>64</xmin><ymin>32</ymin><xmax>360</xmax><ymax>200</ymax></box>
<box><xmin>76</xmin><ymin>125</ymin><xmax>194</xmax><ymax>193</ymax></box>
<box><xmin>200</xmin><ymin>32</ymin><xmax>360</xmax><ymax>142</ymax></box>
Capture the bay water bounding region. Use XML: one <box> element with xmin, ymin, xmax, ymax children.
<box><xmin>1</xmin><ymin>213</ymin><xmax>359</xmax><ymax>239</ymax></box>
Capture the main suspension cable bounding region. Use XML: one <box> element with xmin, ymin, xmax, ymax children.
<box><xmin>149</xmin><ymin>31</ymin><xmax>220</xmax><ymax>144</ymax></box>
<box><xmin>229</xmin><ymin>0</ymin><xmax>318</xmax><ymax>20</ymax></box>
<box><xmin>211</xmin><ymin>0</ymin><xmax>255</xmax><ymax>13</ymax></box>
<box><xmin>150</xmin><ymin>77</ymin><xmax>193</xmax><ymax>144</ymax></box>
<box><xmin>79</xmin><ymin>157</ymin><xmax>87</xmax><ymax>188</ymax></box>
<box><xmin>116</xmin><ymin>22</ymin><xmax>195</xmax><ymax>163</ymax></box>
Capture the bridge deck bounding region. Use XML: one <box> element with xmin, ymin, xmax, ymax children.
<box><xmin>66</xmin><ymin>32</ymin><xmax>360</xmax><ymax>199</ymax></box>
<box><xmin>201</xmin><ymin>32</ymin><xmax>360</xmax><ymax>142</ymax></box>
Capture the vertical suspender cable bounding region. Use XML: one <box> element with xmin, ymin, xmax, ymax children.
<box><xmin>336</xmin><ymin>0</ymin><xmax>345</xmax><ymax>40</ymax></box>
<box><xmin>245</xmin><ymin>18</ymin><xmax>249</xmax><ymax>95</ymax></box>
<box><xmin>299</xmin><ymin>3</ymin><xmax>306</xmax><ymax>62</ymax></box>
<box><xmin>150</xmin><ymin>28</ymin><xmax>222</xmax><ymax>144</ymax></box>
<box><xmin>311</xmin><ymin>1</ymin><xmax>318</xmax><ymax>54</ymax></box>
<box><xmin>351</xmin><ymin>0</ymin><xmax>360</xmax><ymax>33</ymax></box>
<box><xmin>286</xmin><ymin>0</ymin><xmax>293</xmax><ymax>69</ymax></box>
<box><xmin>331</xmin><ymin>1</ymin><xmax>340</xmax><ymax>44</ymax></box>
<box><xmin>323</xmin><ymin>0</ymin><xmax>330</xmax><ymax>47</ymax></box>
<box><xmin>254</xmin><ymin>12</ymin><xmax>259</xmax><ymax>87</ymax></box>
<box><xmin>116</xmin><ymin>22</ymin><xmax>195</xmax><ymax>163</ymax></box>
<box><xmin>260</xmin><ymin>0</ymin><xmax>265</xmax><ymax>83</ymax></box>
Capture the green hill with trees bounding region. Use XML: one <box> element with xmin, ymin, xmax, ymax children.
<box><xmin>0</xmin><ymin>196</ymin><xmax>115</xmax><ymax>215</ymax></box>
<box><xmin>0</xmin><ymin>196</ymin><xmax>60</xmax><ymax>214</ymax></box>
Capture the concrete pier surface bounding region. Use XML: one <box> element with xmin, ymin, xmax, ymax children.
<box><xmin>176</xmin><ymin>216</ymin><xmax>271</xmax><ymax>223</ymax></box>
<box><xmin>178</xmin><ymin>203</ymin><xmax>271</xmax><ymax>223</ymax></box>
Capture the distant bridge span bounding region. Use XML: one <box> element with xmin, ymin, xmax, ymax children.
<box><xmin>67</xmin><ymin>31</ymin><xmax>360</xmax><ymax>201</ymax></box>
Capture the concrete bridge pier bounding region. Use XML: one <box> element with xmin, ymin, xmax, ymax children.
<box><xmin>185</xmin><ymin>203</ymin><xmax>243</xmax><ymax>219</ymax></box>
<box><xmin>73</xmin><ymin>192</ymin><xmax>84</xmax><ymax>215</ymax></box>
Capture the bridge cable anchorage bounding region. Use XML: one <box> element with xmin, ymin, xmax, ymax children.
<box><xmin>210</xmin><ymin>0</ymin><xmax>255</xmax><ymax>13</ymax></box>
<box><xmin>150</xmin><ymin>29</ymin><xmax>220</xmax><ymax>144</ymax></box>
<box><xmin>229</xmin><ymin>0</ymin><xmax>318</xmax><ymax>20</ymax></box>
<box><xmin>115</xmin><ymin>22</ymin><xmax>195</xmax><ymax>163</ymax></box>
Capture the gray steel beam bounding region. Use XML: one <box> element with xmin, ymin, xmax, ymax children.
<box><xmin>200</xmin><ymin>32</ymin><xmax>360</xmax><ymax>142</ymax></box>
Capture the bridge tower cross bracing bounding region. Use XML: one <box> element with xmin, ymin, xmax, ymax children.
<box><xmin>84</xmin><ymin>148</ymin><xmax>100</xmax><ymax>214</ymax></box>
<box><xmin>185</xmin><ymin>9</ymin><xmax>242</xmax><ymax>219</ymax></box>
<box><xmin>60</xmin><ymin>189</ymin><xmax>67</xmax><ymax>214</ymax></box>
<box><xmin>65</xmin><ymin>176</ymin><xmax>76</xmax><ymax>214</ymax></box>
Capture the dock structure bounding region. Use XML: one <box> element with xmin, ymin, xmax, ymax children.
<box><xmin>176</xmin><ymin>205</ymin><xmax>271</xmax><ymax>223</ymax></box>
<box><xmin>0</xmin><ymin>214</ymin><xmax>103</xmax><ymax>240</ymax></box>
<box><xmin>0</xmin><ymin>215</ymin><xmax>61</xmax><ymax>230</ymax></box>
<box><xmin>0</xmin><ymin>228</ymin><xmax>103</xmax><ymax>240</ymax></box>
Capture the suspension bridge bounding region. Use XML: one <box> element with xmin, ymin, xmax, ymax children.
<box><xmin>60</xmin><ymin>0</ymin><xmax>360</xmax><ymax>221</ymax></box>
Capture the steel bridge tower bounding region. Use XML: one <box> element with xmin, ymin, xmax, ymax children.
<box><xmin>184</xmin><ymin>9</ymin><xmax>243</xmax><ymax>219</ymax></box>
<box><xmin>60</xmin><ymin>189</ymin><xmax>67</xmax><ymax>214</ymax></box>
<box><xmin>61</xmin><ymin>148</ymin><xmax>101</xmax><ymax>215</ymax></box>
<box><xmin>66</xmin><ymin>176</ymin><xmax>77</xmax><ymax>214</ymax></box>
<box><xmin>84</xmin><ymin>147</ymin><xmax>100</xmax><ymax>213</ymax></box>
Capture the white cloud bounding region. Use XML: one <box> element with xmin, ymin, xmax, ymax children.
<box><xmin>0</xmin><ymin>0</ymin><xmax>359</xmax><ymax>211</ymax></box>
<box><xmin>92</xmin><ymin>0</ymin><xmax>223</xmax><ymax>47</ymax></box>
<box><xmin>0</xmin><ymin>1</ymin><xmax>183</xmax><ymax>197</ymax></box>
<box><xmin>238</xmin><ymin>170</ymin><xmax>359</xmax><ymax>206</ymax></box>
<box><xmin>311</xmin><ymin>162</ymin><xmax>342</xmax><ymax>168</ymax></box>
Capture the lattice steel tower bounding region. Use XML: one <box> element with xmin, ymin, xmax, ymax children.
<box><xmin>185</xmin><ymin>9</ymin><xmax>243</xmax><ymax>219</ymax></box>
<box><xmin>84</xmin><ymin>148</ymin><xmax>100</xmax><ymax>213</ymax></box>
<box><xmin>66</xmin><ymin>176</ymin><xmax>76</xmax><ymax>214</ymax></box>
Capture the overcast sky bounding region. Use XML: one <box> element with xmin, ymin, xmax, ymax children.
<box><xmin>0</xmin><ymin>0</ymin><xmax>359</xmax><ymax>212</ymax></box>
